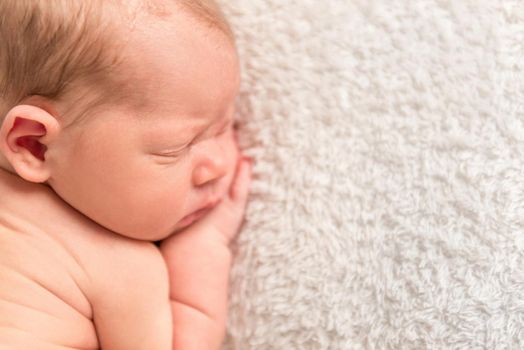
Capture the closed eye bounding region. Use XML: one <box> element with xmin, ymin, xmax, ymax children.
<box><xmin>154</xmin><ymin>146</ymin><xmax>188</xmax><ymax>158</ymax></box>
<box><xmin>153</xmin><ymin>119</ymin><xmax>232</xmax><ymax>160</ymax></box>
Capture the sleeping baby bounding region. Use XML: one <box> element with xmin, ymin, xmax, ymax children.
<box><xmin>0</xmin><ymin>0</ymin><xmax>252</xmax><ymax>349</ymax></box>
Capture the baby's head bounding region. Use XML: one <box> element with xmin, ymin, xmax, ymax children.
<box><xmin>0</xmin><ymin>0</ymin><xmax>241</xmax><ymax>240</ymax></box>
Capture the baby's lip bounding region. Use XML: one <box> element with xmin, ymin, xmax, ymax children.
<box><xmin>179</xmin><ymin>208</ymin><xmax>210</xmax><ymax>227</ymax></box>
<box><xmin>178</xmin><ymin>199</ymin><xmax>220</xmax><ymax>228</ymax></box>
<box><xmin>202</xmin><ymin>199</ymin><xmax>220</xmax><ymax>211</ymax></box>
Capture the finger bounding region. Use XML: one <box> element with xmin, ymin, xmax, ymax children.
<box><xmin>234</xmin><ymin>132</ymin><xmax>240</xmax><ymax>154</ymax></box>
<box><xmin>193</xmin><ymin>157</ymin><xmax>252</xmax><ymax>240</ymax></box>
<box><xmin>229</xmin><ymin>157</ymin><xmax>253</xmax><ymax>204</ymax></box>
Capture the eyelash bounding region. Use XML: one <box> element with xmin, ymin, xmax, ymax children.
<box><xmin>157</xmin><ymin>123</ymin><xmax>232</xmax><ymax>159</ymax></box>
<box><xmin>163</xmin><ymin>149</ymin><xmax>187</xmax><ymax>157</ymax></box>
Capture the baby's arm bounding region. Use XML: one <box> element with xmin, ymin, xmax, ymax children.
<box><xmin>160</xmin><ymin>156</ymin><xmax>253</xmax><ymax>349</ymax></box>
<box><xmin>160</xmin><ymin>227</ymin><xmax>234</xmax><ymax>349</ymax></box>
<box><xmin>88</xmin><ymin>236</ymin><xmax>173</xmax><ymax>350</ymax></box>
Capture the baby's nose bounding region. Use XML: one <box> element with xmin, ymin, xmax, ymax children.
<box><xmin>192</xmin><ymin>149</ymin><xmax>228</xmax><ymax>187</ymax></box>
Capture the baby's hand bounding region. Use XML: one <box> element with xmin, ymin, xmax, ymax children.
<box><xmin>158</xmin><ymin>148</ymin><xmax>253</xmax><ymax>349</ymax></box>
<box><xmin>191</xmin><ymin>154</ymin><xmax>253</xmax><ymax>245</ymax></box>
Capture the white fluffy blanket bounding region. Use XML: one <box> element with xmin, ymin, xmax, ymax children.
<box><xmin>219</xmin><ymin>1</ymin><xmax>524</xmax><ymax>349</ymax></box>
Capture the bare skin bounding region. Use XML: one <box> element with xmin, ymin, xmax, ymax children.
<box><xmin>0</xmin><ymin>152</ymin><xmax>251</xmax><ymax>349</ymax></box>
<box><xmin>0</xmin><ymin>5</ymin><xmax>252</xmax><ymax>350</ymax></box>
<box><xmin>0</xmin><ymin>168</ymin><xmax>171</xmax><ymax>349</ymax></box>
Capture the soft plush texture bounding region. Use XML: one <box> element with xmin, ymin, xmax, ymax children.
<box><xmin>219</xmin><ymin>1</ymin><xmax>524</xmax><ymax>349</ymax></box>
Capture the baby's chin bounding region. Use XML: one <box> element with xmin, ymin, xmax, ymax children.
<box><xmin>109</xmin><ymin>209</ymin><xmax>211</xmax><ymax>241</ymax></box>
<box><xmin>95</xmin><ymin>216</ymin><xmax>181</xmax><ymax>242</ymax></box>
<box><xmin>99</xmin><ymin>204</ymin><xmax>213</xmax><ymax>241</ymax></box>
<box><xmin>113</xmin><ymin>228</ymin><xmax>171</xmax><ymax>242</ymax></box>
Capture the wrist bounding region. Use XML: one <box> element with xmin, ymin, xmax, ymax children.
<box><xmin>160</xmin><ymin>227</ymin><xmax>233</xmax><ymax>266</ymax></box>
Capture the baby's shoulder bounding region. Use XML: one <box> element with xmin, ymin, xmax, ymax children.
<box><xmin>0</xmin><ymin>178</ymin><xmax>165</xmax><ymax>348</ymax></box>
<box><xmin>0</xmin><ymin>176</ymin><xmax>163</xmax><ymax>289</ymax></box>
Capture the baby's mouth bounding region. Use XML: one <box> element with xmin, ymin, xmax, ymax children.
<box><xmin>179</xmin><ymin>207</ymin><xmax>211</xmax><ymax>227</ymax></box>
<box><xmin>178</xmin><ymin>196</ymin><xmax>222</xmax><ymax>227</ymax></box>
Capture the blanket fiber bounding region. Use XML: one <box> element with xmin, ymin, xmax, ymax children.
<box><xmin>219</xmin><ymin>0</ymin><xmax>524</xmax><ymax>349</ymax></box>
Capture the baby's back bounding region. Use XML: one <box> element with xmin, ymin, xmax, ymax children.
<box><xmin>0</xmin><ymin>170</ymin><xmax>172</xmax><ymax>350</ymax></box>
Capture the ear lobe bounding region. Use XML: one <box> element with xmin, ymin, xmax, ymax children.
<box><xmin>0</xmin><ymin>105</ymin><xmax>60</xmax><ymax>183</ymax></box>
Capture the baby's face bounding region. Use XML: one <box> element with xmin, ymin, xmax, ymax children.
<box><xmin>47</xmin><ymin>11</ymin><xmax>241</xmax><ymax>240</ymax></box>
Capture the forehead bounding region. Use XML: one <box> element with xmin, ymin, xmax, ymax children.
<box><xmin>118</xmin><ymin>7</ymin><xmax>240</xmax><ymax>128</ymax></box>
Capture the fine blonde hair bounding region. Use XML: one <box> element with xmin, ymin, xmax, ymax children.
<box><xmin>0</xmin><ymin>0</ymin><xmax>234</xmax><ymax>123</ymax></box>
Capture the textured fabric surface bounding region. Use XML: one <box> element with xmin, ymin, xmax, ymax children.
<box><xmin>219</xmin><ymin>1</ymin><xmax>524</xmax><ymax>349</ymax></box>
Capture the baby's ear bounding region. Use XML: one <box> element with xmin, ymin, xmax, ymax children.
<box><xmin>0</xmin><ymin>105</ymin><xmax>60</xmax><ymax>183</ymax></box>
